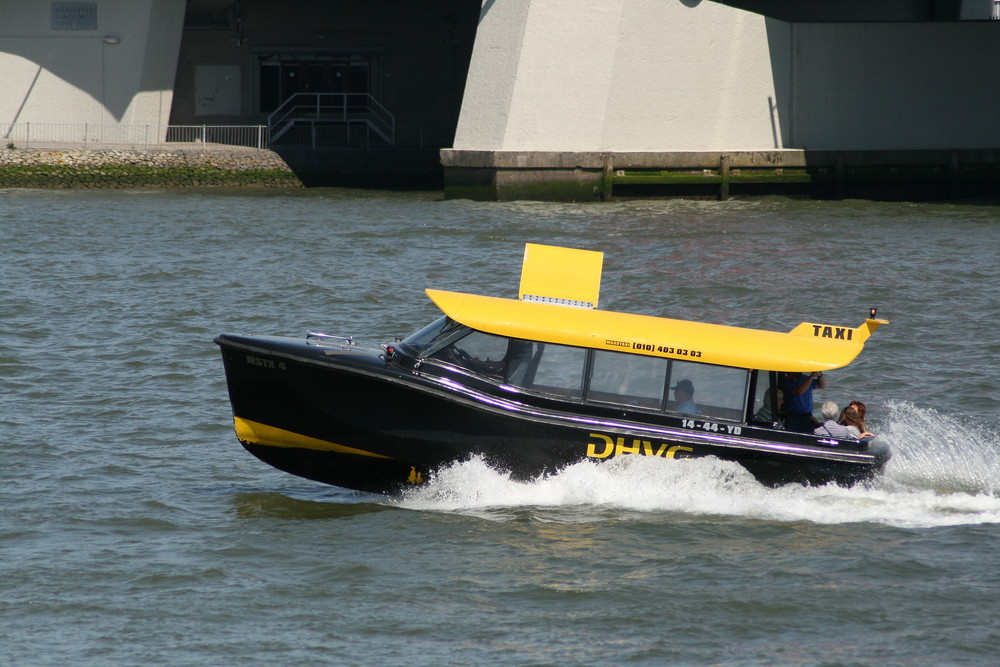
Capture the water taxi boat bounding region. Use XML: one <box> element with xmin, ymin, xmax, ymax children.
<box><xmin>215</xmin><ymin>243</ymin><xmax>891</xmax><ymax>493</ymax></box>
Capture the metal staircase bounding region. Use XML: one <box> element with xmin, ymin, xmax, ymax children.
<box><xmin>268</xmin><ymin>92</ymin><xmax>396</xmax><ymax>148</ymax></box>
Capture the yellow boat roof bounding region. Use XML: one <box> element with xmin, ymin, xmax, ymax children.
<box><xmin>424</xmin><ymin>243</ymin><xmax>887</xmax><ymax>373</ymax></box>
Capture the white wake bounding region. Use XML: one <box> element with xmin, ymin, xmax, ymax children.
<box><xmin>394</xmin><ymin>402</ymin><xmax>1000</xmax><ymax>528</ymax></box>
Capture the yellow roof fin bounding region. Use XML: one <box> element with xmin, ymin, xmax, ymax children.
<box><xmin>517</xmin><ymin>243</ymin><xmax>604</xmax><ymax>309</ymax></box>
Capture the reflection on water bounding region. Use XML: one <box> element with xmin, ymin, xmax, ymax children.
<box><xmin>231</xmin><ymin>492</ymin><xmax>392</xmax><ymax>519</ymax></box>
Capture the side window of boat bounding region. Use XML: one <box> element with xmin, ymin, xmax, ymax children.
<box><xmin>588</xmin><ymin>349</ymin><xmax>667</xmax><ymax>409</ymax></box>
<box><xmin>505</xmin><ymin>340</ymin><xmax>538</xmax><ymax>386</ymax></box>
<box><xmin>666</xmin><ymin>360</ymin><xmax>749</xmax><ymax>421</ymax></box>
<box><xmin>750</xmin><ymin>370</ymin><xmax>781</xmax><ymax>426</ymax></box>
<box><xmin>429</xmin><ymin>330</ymin><xmax>510</xmax><ymax>380</ymax></box>
<box><xmin>508</xmin><ymin>342</ymin><xmax>586</xmax><ymax>398</ymax></box>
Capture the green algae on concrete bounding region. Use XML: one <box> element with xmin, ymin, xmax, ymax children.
<box><xmin>0</xmin><ymin>148</ymin><xmax>304</xmax><ymax>189</ymax></box>
<box><xmin>0</xmin><ymin>163</ymin><xmax>302</xmax><ymax>188</ymax></box>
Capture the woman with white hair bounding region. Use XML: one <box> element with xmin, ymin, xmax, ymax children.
<box><xmin>813</xmin><ymin>401</ymin><xmax>855</xmax><ymax>440</ymax></box>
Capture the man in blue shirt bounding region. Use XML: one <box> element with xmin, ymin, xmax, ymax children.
<box><xmin>781</xmin><ymin>371</ymin><xmax>826</xmax><ymax>432</ymax></box>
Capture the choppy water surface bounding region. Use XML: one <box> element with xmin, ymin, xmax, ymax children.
<box><xmin>2</xmin><ymin>188</ymin><xmax>1000</xmax><ymax>665</ymax></box>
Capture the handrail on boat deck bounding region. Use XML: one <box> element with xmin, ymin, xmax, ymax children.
<box><xmin>306</xmin><ymin>331</ymin><xmax>355</xmax><ymax>348</ymax></box>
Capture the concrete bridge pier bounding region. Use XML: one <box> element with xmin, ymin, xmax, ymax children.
<box><xmin>443</xmin><ymin>0</ymin><xmax>1000</xmax><ymax>201</ymax></box>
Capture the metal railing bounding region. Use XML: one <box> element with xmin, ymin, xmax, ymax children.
<box><xmin>1</xmin><ymin>121</ymin><xmax>435</xmax><ymax>151</ymax></box>
<box><xmin>268</xmin><ymin>93</ymin><xmax>395</xmax><ymax>146</ymax></box>
<box><xmin>271</xmin><ymin>123</ymin><xmax>429</xmax><ymax>151</ymax></box>
<box><xmin>1</xmin><ymin>123</ymin><xmax>269</xmax><ymax>150</ymax></box>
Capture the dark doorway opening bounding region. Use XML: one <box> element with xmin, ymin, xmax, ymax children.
<box><xmin>258</xmin><ymin>53</ymin><xmax>378</xmax><ymax>113</ymax></box>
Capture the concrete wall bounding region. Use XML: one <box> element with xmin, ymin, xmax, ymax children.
<box><xmin>454</xmin><ymin>0</ymin><xmax>786</xmax><ymax>152</ymax></box>
<box><xmin>452</xmin><ymin>0</ymin><xmax>1000</xmax><ymax>154</ymax></box>
<box><xmin>170</xmin><ymin>0</ymin><xmax>478</xmax><ymax>146</ymax></box>
<box><xmin>788</xmin><ymin>21</ymin><xmax>1000</xmax><ymax>149</ymax></box>
<box><xmin>0</xmin><ymin>0</ymin><xmax>185</xmax><ymax>128</ymax></box>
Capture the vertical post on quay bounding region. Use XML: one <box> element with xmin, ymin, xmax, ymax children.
<box><xmin>600</xmin><ymin>155</ymin><xmax>613</xmax><ymax>202</ymax></box>
<box><xmin>719</xmin><ymin>154</ymin><xmax>730</xmax><ymax>200</ymax></box>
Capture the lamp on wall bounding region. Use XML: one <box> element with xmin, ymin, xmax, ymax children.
<box><xmin>103</xmin><ymin>36</ymin><xmax>121</xmax><ymax>45</ymax></box>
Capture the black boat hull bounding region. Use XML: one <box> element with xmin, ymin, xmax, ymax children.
<box><xmin>216</xmin><ymin>333</ymin><xmax>891</xmax><ymax>494</ymax></box>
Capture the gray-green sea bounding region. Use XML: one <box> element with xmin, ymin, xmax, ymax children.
<box><xmin>3</xmin><ymin>188</ymin><xmax>1000</xmax><ymax>665</ymax></box>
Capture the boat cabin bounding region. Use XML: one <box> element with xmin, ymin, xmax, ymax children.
<box><xmin>389</xmin><ymin>243</ymin><xmax>886</xmax><ymax>437</ymax></box>
<box><xmin>397</xmin><ymin>315</ymin><xmax>769</xmax><ymax>426</ymax></box>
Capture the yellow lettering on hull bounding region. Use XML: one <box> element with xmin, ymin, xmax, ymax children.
<box><xmin>407</xmin><ymin>466</ymin><xmax>424</xmax><ymax>484</ymax></box>
<box><xmin>586</xmin><ymin>433</ymin><xmax>615</xmax><ymax>458</ymax></box>
<box><xmin>586</xmin><ymin>433</ymin><xmax>693</xmax><ymax>461</ymax></box>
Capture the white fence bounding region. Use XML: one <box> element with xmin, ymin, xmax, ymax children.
<box><xmin>269</xmin><ymin>123</ymin><xmax>429</xmax><ymax>150</ymax></box>
<box><xmin>1</xmin><ymin>122</ymin><xmax>436</xmax><ymax>151</ymax></box>
<box><xmin>1</xmin><ymin>123</ymin><xmax>270</xmax><ymax>150</ymax></box>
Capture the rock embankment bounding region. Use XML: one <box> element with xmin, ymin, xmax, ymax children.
<box><xmin>0</xmin><ymin>147</ymin><xmax>303</xmax><ymax>188</ymax></box>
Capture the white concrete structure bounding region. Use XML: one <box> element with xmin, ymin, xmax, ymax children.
<box><xmin>1</xmin><ymin>0</ymin><xmax>184</xmax><ymax>133</ymax></box>
<box><xmin>453</xmin><ymin>0</ymin><xmax>1000</xmax><ymax>152</ymax></box>
<box><xmin>0</xmin><ymin>0</ymin><xmax>476</xmax><ymax>153</ymax></box>
<box><xmin>454</xmin><ymin>0</ymin><xmax>783</xmax><ymax>152</ymax></box>
<box><xmin>444</xmin><ymin>0</ymin><xmax>1000</xmax><ymax>199</ymax></box>
<box><xmin>4</xmin><ymin>0</ymin><xmax>1000</xmax><ymax>198</ymax></box>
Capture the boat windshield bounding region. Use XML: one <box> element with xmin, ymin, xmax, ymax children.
<box><xmin>398</xmin><ymin>316</ymin><xmax>469</xmax><ymax>356</ymax></box>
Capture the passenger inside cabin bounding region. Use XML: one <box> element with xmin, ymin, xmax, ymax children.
<box><xmin>781</xmin><ymin>371</ymin><xmax>826</xmax><ymax>432</ymax></box>
<box><xmin>671</xmin><ymin>379</ymin><xmax>699</xmax><ymax>414</ymax></box>
<box><xmin>813</xmin><ymin>401</ymin><xmax>855</xmax><ymax>440</ymax></box>
<box><xmin>850</xmin><ymin>400</ymin><xmax>869</xmax><ymax>425</ymax></box>
<box><xmin>840</xmin><ymin>404</ymin><xmax>875</xmax><ymax>439</ymax></box>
